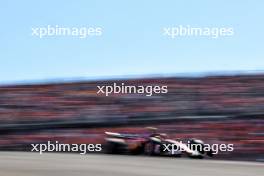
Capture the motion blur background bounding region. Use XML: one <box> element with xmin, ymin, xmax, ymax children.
<box><xmin>0</xmin><ymin>0</ymin><xmax>264</xmax><ymax>163</ymax></box>
<box><xmin>0</xmin><ymin>75</ymin><xmax>264</xmax><ymax>161</ymax></box>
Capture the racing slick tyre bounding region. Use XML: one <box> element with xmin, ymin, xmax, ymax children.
<box><xmin>104</xmin><ymin>141</ymin><xmax>126</xmax><ymax>154</ymax></box>
<box><xmin>144</xmin><ymin>142</ymin><xmax>156</xmax><ymax>156</ymax></box>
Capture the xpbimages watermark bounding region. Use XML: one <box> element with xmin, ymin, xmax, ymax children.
<box><xmin>31</xmin><ymin>141</ymin><xmax>102</xmax><ymax>154</ymax></box>
<box><xmin>97</xmin><ymin>83</ymin><xmax>168</xmax><ymax>96</ymax></box>
<box><xmin>163</xmin><ymin>141</ymin><xmax>234</xmax><ymax>154</ymax></box>
<box><xmin>31</xmin><ymin>25</ymin><xmax>103</xmax><ymax>38</ymax></box>
<box><xmin>163</xmin><ymin>25</ymin><xmax>234</xmax><ymax>39</ymax></box>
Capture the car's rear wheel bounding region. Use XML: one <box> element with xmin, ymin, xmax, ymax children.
<box><xmin>144</xmin><ymin>142</ymin><xmax>155</xmax><ymax>155</ymax></box>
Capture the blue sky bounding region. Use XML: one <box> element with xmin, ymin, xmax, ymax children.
<box><xmin>0</xmin><ymin>0</ymin><xmax>264</xmax><ymax>84</ymax></box>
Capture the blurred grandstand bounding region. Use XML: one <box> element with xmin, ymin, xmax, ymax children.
<box><xmin>0</xmin><ymin>74</ymin><xmax>263</xmax><ymax>161</ymax></box>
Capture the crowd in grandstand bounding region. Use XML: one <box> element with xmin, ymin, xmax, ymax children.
<box><xmin>0</xmin><ymin>75</ymin><xmax>264</xmax><ymax>123</ymax></box>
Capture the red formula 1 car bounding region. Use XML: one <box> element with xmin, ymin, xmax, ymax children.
<box><xmin>103</xmin><ymin>128</ymin><xmax>214</xmax><ymax>159</ymax></box>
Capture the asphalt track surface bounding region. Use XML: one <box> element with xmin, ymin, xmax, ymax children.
<box><xmin>0</xmin><ymin>152</ymin><xmax>263</xmax><ymax>176</ymax></box>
